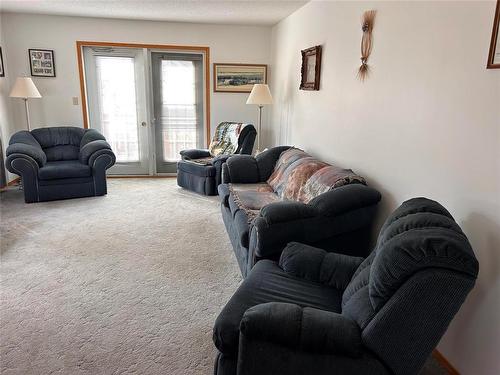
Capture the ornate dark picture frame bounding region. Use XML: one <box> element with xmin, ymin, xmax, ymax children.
<box><xmin>300</xmin><ymin>45</ymin><xmax>322</xmax><ymax>90</ymax></box>
<box><xmin>487</xmin><ymin>0</ymin><xmax>500</xmax><ymax>69</ymax></box>
<box><xmin>0</xmin><ymin>47</ymin><xmax>4</xmax><ymax>77</ymax></box>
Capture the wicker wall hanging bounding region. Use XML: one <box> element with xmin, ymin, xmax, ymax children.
<box><xmin>358</xmin><ymin>10</ymin><xmax>377</xmax><ymax>81</ymax></box>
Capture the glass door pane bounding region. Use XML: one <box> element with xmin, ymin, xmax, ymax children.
<box><xmin>83</xmin><ymin>47</ymin><xmax>149</xmax><ymax>175</ymax></box>
<box><xmin>152</xmin><ymin>53</ymin><xmax>204</xmax><ymax>174</ymax></box>
<box><xmin>95</xmin><ymin>56</ymin><xmax>139</xmax><ymax>163</ymax></box>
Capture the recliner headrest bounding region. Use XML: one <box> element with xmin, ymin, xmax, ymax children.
<box><xmin>369</xmin><ymin>198</ymin><xmax>479</xmax><ymax>311</ymax></box>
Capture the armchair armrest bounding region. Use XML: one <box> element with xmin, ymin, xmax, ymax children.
<box><xmin>6</xmin><ymin>131</ymin><xmax>46</xmax><ymax>167</ymax></box>
<box><xmin>88</xmin><ymin>148</ymin><xmax>116</xmax><ymax>170</ymax></box>
<box><xmin>79</xmin><ymin>140</ymin><xmax>113</xmax><ymax>165</ymax></box>
<box><xmin>224</xmin><ymin>146</ymin><xmax>291</xmax><ymax>183</ymax></box>
<box><xmin>80</xmin><ymin>128</ymin><xmax>106</xmax><ymax>147</ymax></box>
<box><xmin>279</xmin><ymin>242</ymin><xmax>363</xmax><ymax>290</ymax></box>
<box><xmin>240</xmin><ymin>302</ymin><xmax>362</xmax><ymax>357</ymax></box>
<box><xmin>6</xmin><ymin>144</ymin><xmax>46</xmax><ymax>168</ymax></box>
<box><xmin>180</xmin><ymin>149</ymin><xmax>211</xmax><ymax>160</ymax></box>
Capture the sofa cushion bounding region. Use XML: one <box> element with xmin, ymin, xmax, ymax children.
<box><xmin>231</xmin><ymin>183</ymin><xmax>274</xmax><ymax>193</ymax></box>
<box><xmin>213</xmin><ymin>260</ymin><xmax>342</xmax><ymax>356</ymax></box>
<box><xmin>229</xmin><ymin>184</ymin><xmax>279</xmax><ymax>222</ymax></box>
<box><xmin>38</xmin><ymin>160</ymin><xmax>92</xmax><ymax>180</ymax></box>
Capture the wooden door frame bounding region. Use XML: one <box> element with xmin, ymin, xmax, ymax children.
<box><xmin>76</xmin><ymin>41</ymin><xmax>211</xmax><ymax>146</ymax></box>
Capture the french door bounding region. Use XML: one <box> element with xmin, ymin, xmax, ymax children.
<box><xmin>82</xmin><ymin>45</ymin><xmax>207</xmax><ymax>175</ymax></box>
<box><xmin>151</xmin><ymin>52</ymin><xmax>204</xmax><ymax>174</ymax></box>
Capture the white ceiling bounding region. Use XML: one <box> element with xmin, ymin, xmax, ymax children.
<box><xmin>0</xmin><ymin>0</ymin><xmax>309</xmax><ymax>26</ymax></box>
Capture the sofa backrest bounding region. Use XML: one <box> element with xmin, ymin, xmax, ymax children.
<box><xmin>208</xmin><ymin>122</ymin><xmax>256</xmax><ymax>156</ymax></box>
<box><xmin>267</xmin><ymin>147</ymin><xmax>366</xmax><ymax>203</ymax></box>
<box><xmin>341</xmin><ymin>198</ymin><xmax>478</xmax><ymax>375</ymax></box>
<box><xmin>31</xmin><ymin>127</ymin><xmax>85</xmax><ymax>161</ymax></box>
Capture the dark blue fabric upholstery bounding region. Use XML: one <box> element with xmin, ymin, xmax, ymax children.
<box><xmin>223</xmin><ymin>146</ymin><xmax>291</xmax><ymax>184</ymax></box>
<box><xmin>32</xmin><ymin>127</ymin><xmax>85</xmax><ymax>161</ymax></box>
<box><xmin>179</xmin><ymin>149</ymin><xmax>211</xmax><ymax>160</ymax></box>
<box><xmin>5</xmin><ymin>127</ymin><xmax>115</xmax><ymax>203</ymax></box>
<box><xmin>79</xmin><ymin>140</ymin><xmax>112</xmax><ymax>165</ymax></box>
<box><xmin>213</xmin><ymin>260</ymin><xmax>342</xmax><ymax>356</ymax></box>
<box><xmin>220</xmin><ymin>146</ymin><xmax>381</xmax><ymax>277</ymax></box>
<box><xmin>279</xmin><ymin>242</ymin><xmax>364</xmax><ymax>290</ymax></box>
<box><xmin>177</xmin><ymin>124</ymin><xmax>257</xmax><ymax>195</ymax></box>
<box><xmin>80</xmin><ymin>128</ymin><xmax>106</xmax><ymax>148</ymax></box>
<box><xmin>31</xmin><ymin>127</ymin><xmax>85</xmax><ymax>148</ymax></box>
<box><xmin>38</xmin><ymin>160</ymin><xmax>91</xmax><ymax>180</ymax></box>
<box><xmin>178</xmin><ymin>160</ymin><xmax>216</xmax><ymax>177</ymax></box>
<box><xmin>241</xmin><ymin>302</ymin><xmax>362</xmax><ymax>357</ymax></box>
<box><xmin>213</xmin><ymin>198</ymin><xmax>479</xmax><ymax>375</ymax></box>
<box><xmin>7</xmin><ymin>131</ymin><xmax>47</xmax><ymax>166</ymax></box>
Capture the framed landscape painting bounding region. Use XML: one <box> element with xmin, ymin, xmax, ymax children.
<box><xmin>29</xmin><ymin>48</ymin><xmax>56</xmax><ymax>77</ymax></box>
<box><xmin>214</xmin><ymin>63</ymin><xmax>267</xmax><ymax>93</ymax></box>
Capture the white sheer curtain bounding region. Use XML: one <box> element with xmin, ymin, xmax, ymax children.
<box><xmin>95</xmin><ymin>56</ymin><xmax>139</xmax><ymax>162</ymax></box>
<box><xmin>160</xmin><ymin>60</ymin><xmax>197</xmax><ymax>162</ymax></box>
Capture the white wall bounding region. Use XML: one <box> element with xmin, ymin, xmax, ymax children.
<box><xmin>269</xmin><ymin>1</ymin><xmax>500</xmax><ymax>374</ymax></box>
<box><xmin>0</xmin><ymin>12</ymin><xmax>271</xmax><ymax>143</ymax></box>
<box><xmin>0</xmin><ymin>15</ymin><xmax>17</xmax><ymax>183</ymax></box>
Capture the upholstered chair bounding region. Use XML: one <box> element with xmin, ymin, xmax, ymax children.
<box><xmin>5</xmin><ymin>126</ymin><xmax>115</xmax><ymax>203</ymax></box>
<box><xmin>213</xmin><ymin>198</ymin><xmax>479</xmax><ymax>375</ymax></box>
<box><xmin>176</xmin><ymin>122</ymin><xmax>256</xmax><ymax>195</ymax></box>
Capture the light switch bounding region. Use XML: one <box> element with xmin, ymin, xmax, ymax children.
<box><xmin>72</xmin><ymin>97</ymin><xmax>79</xmax><ymax>105</ymax></box>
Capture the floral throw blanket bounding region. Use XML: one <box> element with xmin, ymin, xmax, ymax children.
<box><xmin>208</xmin><ymin>122</ymin><xmax>248</xmax><ymax>156</ymax></box>
<box><xmin>228</xmin><ymin>148</ymin><xmax>367</xmax><ymax>224</ymax></box>
<box><xmin>267</xmin><ymin>147</ymin><xmax>366</xmax><ymax>203</ymax></box>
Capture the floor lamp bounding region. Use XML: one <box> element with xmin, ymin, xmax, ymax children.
<box><xmin>246</xmin><ymin>84</ymin><xmax>273</xmax><ymax>153</ymax></box>
<box><xmin>9</xmin><ymin>77</ymin><xmax>42</xmax><ymax>131</ymax></box>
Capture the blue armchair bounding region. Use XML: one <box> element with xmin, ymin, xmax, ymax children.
<box><xmin>5</xmin><ymin>126</ymin><xmax>115</xmax><ymax>203</ymax></box>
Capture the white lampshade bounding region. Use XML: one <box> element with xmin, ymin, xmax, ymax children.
<box><xmin>9</xmin><ymin>77</ymin><xmax>42</xmax><ymax>99</ymax></box>
<box><xmin>246</xmin><ymin>84</ymin><xmax>273</xmax><ymax>105</ymax></box>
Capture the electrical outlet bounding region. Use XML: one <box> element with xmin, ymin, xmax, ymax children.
<box><xmin>72</xmin><ymin>97</ymin><xmax>79</xmax><ymax>105</ymax></box>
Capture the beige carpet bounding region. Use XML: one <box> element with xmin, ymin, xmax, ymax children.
<box><xmin>1</xmin><ymin>179</ymin><xmax>241</xmax><ymax>374</ymax></box>
<box><xmin>1</xmin><ymin>178</ymin><xmax>447</xmax><ymax>374</ymax></box>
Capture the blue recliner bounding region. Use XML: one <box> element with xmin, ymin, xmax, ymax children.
<box><xmin>5</xmin><ymin>126</ymin><xmax>115</xmax><ymax>203</ymax></box>
<box><xmin>213</xmin><ymin>198</ymin><xmax>479</xmax><ymax>375</ymax></box>
<box><xmin>177</xmin><ymin>122</ymin><xmax>256</xmax><ymax>196</ymax></box>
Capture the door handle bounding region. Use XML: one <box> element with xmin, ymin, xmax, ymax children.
<box><xmin>141</xmin><ymin>121</ymin><xmax>147</xmax><ymax>127</ymax></box>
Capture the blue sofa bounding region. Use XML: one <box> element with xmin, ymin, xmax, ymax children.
<box><xmin>5</xmin><ymin>126</ymin><xmax>115</xmax><ymax>203</ymax></box>
<box><xmin>218</xmin><ymin>146</ymin><xmax>382</xmax><ymax>277</ymax></box>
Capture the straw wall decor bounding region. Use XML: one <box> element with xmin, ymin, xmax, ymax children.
<box><xmin>358</xmin><ymin>10</ymin><xmax>377</xmax><ymax>81</ymax></box>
